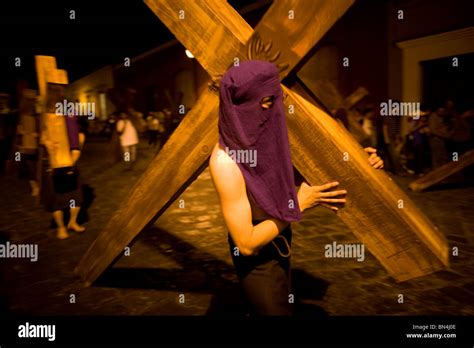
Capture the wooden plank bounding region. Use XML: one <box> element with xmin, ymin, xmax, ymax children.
<box><xmin>409</xmin><ymin>149</ymin><xmax>474</xmax><ymax>192</ymax></box>
<box><xmin>42</xmin><ymin>113</ymin><xmax>72</xmax><ymax>168</ymax></box>
<box><xmin>144</xmin><ymin>0</ymin><xmax>251</xmax><ymax>79</ymax></box>
<box><xmin>251</xmin><ymin>0</ymin><xmax>355</xmax><ymax>77</ymax></box>
<box><xmin>35</xmin><ymin>57</ymin><xmax>73</xmax><ymax>168</ymax></box>
<box><xmin>34</xmin><ymin>56</ymin><xmax>57</xmax><ymax>192</ymax></box>
<box><xmin>44</xmin><ymin>68</ymin><xmax>72</xmax><ymax>168</ymax></box>
<box><xmin>283</xmin><ymin>86</ymin><xmax>449</xmax><ymax>281</ymax></box>
<box><xmin>34</xmin><ymin>56</ymin><xmax>57</xmax><ymax>100</ymax></box>
<box><xmin>295</xmin><ymin>77</ymin><xmax>344</xmax><ymax>111</ymax></box>
<box><xmin>46</xmin><ymin>69</ymin><xmax>68</xmax><ymax>85</ymax></box>
<box><xmin>343</xmin><ymin>86</ymin><xmax>370</xmax><ymax>109</ymax></box>
<box><xmin>75</xmin><ymin>88</ymin><xmax>219</xmax><ymax>285</ymax></box>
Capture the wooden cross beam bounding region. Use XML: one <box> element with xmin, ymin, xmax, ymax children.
<box><xmin>76</xmin><ymin>0</ymin><xmax>449</xmax><ymax>285</ymax></box>
<box><xmin>409</xmin><ymin>149</ymin><xmax>474</xmax><ymax>192</ymax></box>
<box><xmin>35</xmin><ymin>56</ymin><xmax>73</xmax><ymax>168</ymax></box>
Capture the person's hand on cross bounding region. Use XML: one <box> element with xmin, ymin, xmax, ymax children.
<box><xmin>298</xmin><ymin>148</ymin><xmax>383</xmax><ymax>213</ymax></box>
<box><xmin>364</xmin><ymin>147</ymin><xmax>384</xmax><ymax>169</ymax></box>
<box><xmin>297</xmin><ymin>181</ymin><xmax>347</xmax><ymax>212</ymax></box>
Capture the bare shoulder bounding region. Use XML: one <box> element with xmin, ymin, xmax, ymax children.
<box><xmin>209</xmin><ymin>142</ymin><xmax>245</xmax><ymax>199</ymax></box>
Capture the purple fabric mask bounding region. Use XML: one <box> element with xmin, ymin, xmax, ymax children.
<box><xmin>65</xmin><ymin>115</ymin><xmax>80</xmax><ymax>151</ymax></box>
<box><xmin>218</xmin><ymin>60</ymin><xmax>302</xmax><ymax>222</ymax></box>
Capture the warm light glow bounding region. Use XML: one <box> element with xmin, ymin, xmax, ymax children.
<box><xmin>185</xmin><ymin>49</ymin><xmax>194</xmax><ymax>58</ymax></box>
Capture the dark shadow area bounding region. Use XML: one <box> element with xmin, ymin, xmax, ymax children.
<box><xmin>292</xmin><ymin>268</ymin><xmax>329</xmax><ymax>317</ymax></box>
<box><xmin>0</xmin><ymin>230</ymin><xmax>10</xmax><ymax>314</ymax></box>
<box><xmin>95</xmin><ymin>226</ymin><xmax>329</xmax><ymax>317</ymax></box>
<box><xmin>49</xmin><ymin>183</ymin><xmax>96</xmax><ymax>227</ymax></box>
<box><xmin>424</xmin><ymin>172</ymin><xmax>474</xmax><ymax>192</ymax></box>
<box><xmin>422</xmin><ymin>53</ymin><xmax>474</xmax><ymax>111</ymax></box>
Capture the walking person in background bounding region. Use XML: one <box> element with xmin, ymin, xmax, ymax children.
<box><xmin>42</xmin><ymin>114</ymin><xmax>86</xmax><ymax>239</ymax></box>
<box><xmin>155</xmin><ymin>110</ymin><xmax>166</xmax><ymax>151</ymax></box>
<box><xmin>428</xmin><ymin>101</ymin><xmax>454</xmax><ymax>169</ymax></box>
<box><xmin>116</xmin><ymin>112</ymin><xmax>139</xmax><ymax>170</ymax></box>
<box><xmin>146</xmin><ymin>113</ymin><xmax>154</xmax><ymax>146</ymax></box>
<box><xmin>17</xmin><ymin>91</ymin><xmax>40</xmax><ymax>196</ymax></box>
<box><xmin>361</xmin><ymin>107</ymin><xmax>377</xmax><ymax>148</ymax></box>
<box><xmin>147</xmin><ymin>113</ymin><xmax>160</xmax><ymax>147</ymax></box>
<box><xmin>382</xmin><ymin>117</ymin><xmax>403</xmax><ymax>175</ymax></box>
<box><xmin>40</xmin><ymin>83</ymin><xmax>86</xmax><ymax>240</ymax></box>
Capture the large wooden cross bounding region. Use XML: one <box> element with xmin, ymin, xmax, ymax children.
<box><xmin>35</xmin><ymin>56</ymin><xmax>73</xmax><ymax>168</ymax></box>
<box><xmin>76</xmin><ymin>0</ymin><xmax>449</xmax><ymax>285</ymax></box>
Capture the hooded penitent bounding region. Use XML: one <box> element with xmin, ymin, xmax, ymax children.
<box><xmin>218</xmin><ymin>60</ymin><xmax>302</xmax><ymax>222</ymax></box>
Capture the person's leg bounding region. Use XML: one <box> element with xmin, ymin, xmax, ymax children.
<box><xmin>129</xmin><ymin>145</ymin><xmax>137</xmax><ymax>169</ymax></box>
<box><xmin>131</xmin><ymin>144</ymin><xmax>137</xmax><ymax>162</ymax></box>
<box><xmin>229</xmin><ymin>226</ymin><xmax>293</xmax><ymax>316</ymax></box>
<box><xmin>240</xmin><ymin>258</ymin><xmax>292</xmax><ymax>315</ymax></box>
<box><xmin>68</xmin><ymin>206</ymin><xmax>85</xmax><ymax>232</ymax></box>
<box><xmin>122</xmin><ymin>145</ymin><xmax>131</xmax><ymax>169</ymax></box>
<box><xmin>152</xmin><ymin>131</ymin><xmax>158</xmax><ymax>146</ymax></box>
<box><xmin>122</xmin><ymin>145</ymin><xmax>129</xmax><ymax>161</ymax></box>
<box><xmin>52</xmin><ymin>210</ymin><xmax>68</xmax><ymax>239</ymax></box>
<box><xmin>28</xmin><ymin>165</ymin><xmax>39</xmax><ymax>197</ymax></box>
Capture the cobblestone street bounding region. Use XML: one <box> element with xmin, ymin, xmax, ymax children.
<box><xmin>1</xmin><ymin>139</ymin><xmax>473</xmax><ymax>316</ymax></box>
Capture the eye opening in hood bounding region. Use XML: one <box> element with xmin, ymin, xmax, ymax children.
<box><xmin>260</xmin><ymin>95</ymin><xmax>275</xmax><ymax>109</ymax></box>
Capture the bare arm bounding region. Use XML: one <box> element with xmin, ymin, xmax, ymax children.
<box><xmin>210</xmin><ymin>144</ymin><xmax>288</xmax><ymax>256</ymax></box>
<box><xmin>71</xmin><ymin>133</ymin><xmax>85</xmax><ymax>165</ymax></box>
<box><xmin>116</xmin><ymin>120</ymin><xmax>124</xmax><ymax>134</ymax></box>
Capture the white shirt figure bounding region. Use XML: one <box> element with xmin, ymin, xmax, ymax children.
<box><xmin>117</xmin><ymin>118</ymin><xmax>138</xmax><ymax>147</ymax></box>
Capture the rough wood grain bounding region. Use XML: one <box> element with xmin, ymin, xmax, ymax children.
<box><xmin>409</xmin><ymin>149</ymin><xmax>474</xmax><ymax>192</ymax></box>
<box><xmin>144</xmin><ymin>0</ymin><xmax>251</xmax><ymax>79</ymax></box>
<box><xmin>35</xmin><ymin>56</ymin><xmax>56</xmax><ymax>101</ymax></box>
<box><xmin>252</xmin><ymin>0</ymin><xmax>355</xmax><ymax>77</ymax></box>
<box><xmin>42</xmin><ymin>113</ymin><xmax>73</xmax><ymax>168</ymax></box>
<box><xmin>283</xmin><ymin>86</ymin><xmax>449</xmax><ymax>281</ymax></box>
<box><xmin>35</xmin><ymin>57</ymin><xmax>72</xmax><ymax>168</ymax></box>
<box><xmin>343</xmin><ymin>86</ymin><xmax>370</xmax><ymax>109</ymax></box>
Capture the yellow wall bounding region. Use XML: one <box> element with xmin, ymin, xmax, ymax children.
<box><xmin>66</xmin><ymin>65</ymin><xmax>115</xmax><ymax>120</ymax></box>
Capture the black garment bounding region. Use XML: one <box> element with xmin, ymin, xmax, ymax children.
<box><xmin>148</xmin><ymin>130</ymin><xmax>159</xmax><ymax>146</ymax></box>
<box><xmin>19</xmin><ymin>151</ymin><xmax>38</xmax><ymax>180</ymax></box>
<box><xmin>228</xmin><ymin>220</ymin><xmax>292</xmax><ymax>316</ymax></box>
<box><xmin>41</xmin><ymin>162</ymin><xmax>83</xmax><ymax>212</ymax></box>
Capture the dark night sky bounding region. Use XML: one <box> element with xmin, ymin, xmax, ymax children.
<box><xmin>0</xmin><ymin>0</ymin><xmax>260</xmax><ymax>94</ymax></box>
